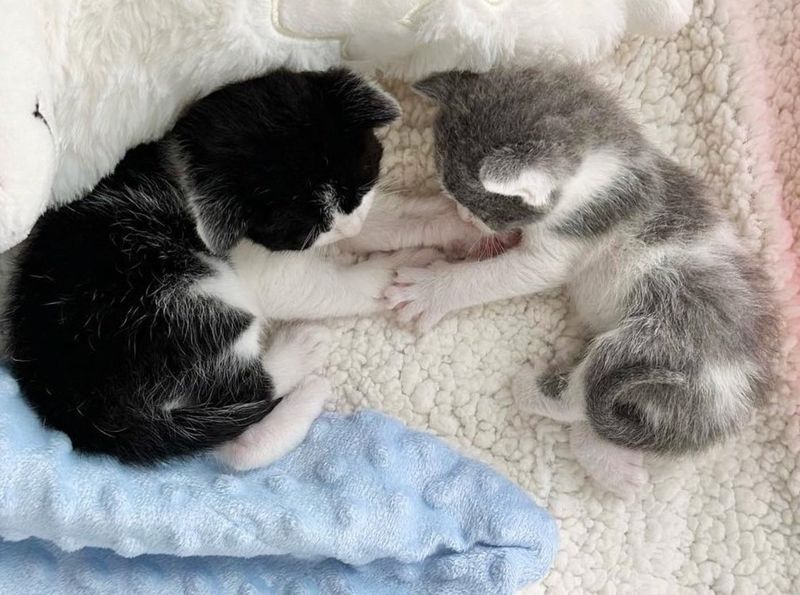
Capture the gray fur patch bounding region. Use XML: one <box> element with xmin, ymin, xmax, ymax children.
<box><xmin>582</xmin><ymin>251</ymin><xmax>779</xmax><ymax>454</ymax></box>
<box><xmin>553</xmin><ymin>163</ymin><xmax>655</xmax><ymax>237</ymax></box>
<box><xmin>635</xmin><ymin>158</ymin><xmax>715</xmax><ymax>244</ymax></box>
<box><xmin>537</xmin><ymin>372</ymin><xmax>569</xmax><ymax>400</ymax></box>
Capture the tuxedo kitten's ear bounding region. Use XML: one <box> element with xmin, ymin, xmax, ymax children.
<box><xmin>412</xmin><ymin>71</ymin><xmax>476</xmax><ymax>103</ymax></box>
<box><xmin>479</xmin><ymin>146</ymin><xmax>555</xmax><ymax>210</ymax></box>
<box><xmin>334</xmin><ymin>71</ymin><xmax>401</xmax><ymax>128</ymax></box>
<box><xmin>191</xmin><ymin>195</ymin><xmax>248</xmax><ymax>254</ymax></box>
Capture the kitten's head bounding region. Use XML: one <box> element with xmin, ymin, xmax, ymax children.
<box><xmin>171</xmin><ymin>69</ymin><xmax>400</xmax><ymax>253</ymax></box>
<box><xmin>413</xmin><ymin>68</ymin><xmax>629</xmax><ymax>232</ymax></box>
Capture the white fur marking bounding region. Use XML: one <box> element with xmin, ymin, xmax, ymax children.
<box><xmin>194</xmin><ymin>256</ymin><xmax>259</xmax><ymax>316</ymax></box>
<box><xmin>232</xmin><ymin>322</ymin><xmax>262</xmax><ymax>360</ymax></box>
<box><xmin>481</xmin><ymin>167</ymin><xmax>556</xmax><ymax>209</ymax></box>
<box><xmin>703</xmin><ymin>361</ymin><xmax>755</xmax><ymax>419</ymax></box>
<box><xmin>164</xmin><ymin>139</ymin><xmax>218</xmax><ymax>251</ymax></box>
<box><xmin>315</xmin><ymin>188</ymin><xmax>377</xmax><ymax>246</ymax></box>
<box><xmin>338</xmin><ymin>187</ymin><xmax>376</xmax><ymax>238</ymax></box>
<box><xmin>551</xmin><ymin>149</ymin><xmax>623</xmax><ymax>221</ymax></box>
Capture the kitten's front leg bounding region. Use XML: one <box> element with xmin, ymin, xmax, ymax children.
<box><xmin>384</xmin><ymin>236</ymin><xmax>580</xmax><ymax>331</ymax></box>
<box><xmin>233</xmin><ymin>241</ymin><xmax>443</xmax><ymax>320</ymax></box>
<box><xmin>382</xmin><ymin>260</ymin><xmax>461</xmax><ymax>331</ymax></box>
<box><xmin>337</xmin><ymin>193</ymin><xmax>485</xmax><ymax>255</ymax></box>
<box><xmin>327</xmin><ymin>247</ymin><xmax>446</xmax><ymax>317</ymax></box>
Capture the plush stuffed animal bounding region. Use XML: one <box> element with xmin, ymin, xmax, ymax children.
<box><xmin>0</xmin><ymin>2</ymin><xmax>59</xmax><ymax>252</ymax></box>
<box><xmin>276</xmin><ymin>0</ymin><xmax>693</xmax><ymax>76</ymax></box>
<box><xmin>0</xmin><ymin>0</ymin><xmax>691</xmax><ymax>252</ymax></box>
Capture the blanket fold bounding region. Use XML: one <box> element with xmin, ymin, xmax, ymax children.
<box><xmin>0</xmin><ymin>367</ymin><xmax>557</xmax><ymax>593</ymax></box>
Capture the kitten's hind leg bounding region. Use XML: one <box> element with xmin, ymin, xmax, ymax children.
<box><xmin>511</xmin><ymin>360</ymin><xmax>585</xmax><ymax>423</ymax></box>
<box><xmin>216</xmin><ymin>375</ymin><xmax>331</xmax><ymax>471</ymax></box>
<box><xmin>262</xmin><ymin>324</ymin><xmax>331</xmax><ymax>396</ymax></box>
<box><xmin>570</xmin><ymin>421</ymin><xmax>649</xmax><ymax>499</ymax></box>
<box><xmin>512</xmin><ymin>360</ymin><xmax>649</xmax><ymax>497</ymax></box>
<box><xmin>220</xmin><ymin>324</ymin><xmax>333</xmax><ymax>471</ymax></box>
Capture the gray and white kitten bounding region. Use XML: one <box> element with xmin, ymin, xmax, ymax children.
<box><xmin>384</xmin><ymin>67</ymin><xmax>779</xmax><ymax>496</ymax></box>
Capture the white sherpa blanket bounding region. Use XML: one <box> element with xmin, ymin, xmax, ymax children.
<box><xmin>323</xmin><ymin>2</ymin><xmax>797</xmax><ymax>593</ymax></box>
<box><xmin>1</xmin><ymin>1</ymin><xmax>798</xmax><ymax>593</ymax></box>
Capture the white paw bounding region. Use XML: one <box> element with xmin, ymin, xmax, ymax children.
<box><xmin>347</xmin><ymin>248</ymin><xmax>444</xmax><ymax>305</ymax></box>
<box><xmin>0</xmin><ymin>151</ymin><xmax>55</xmax><ymax>252</ymax></box>
<box><xmin>383</xmin><ymin>265</ymin><xmax>453</xmax><ymax>332</ymax></box>
<box><xmin>286</xmin><ymin>325</ymin><xmax>332</xmax><ymax>373</ymax></box>
<box><xmin>216</xmin><ymin>429</ymin><xmax>269</xmax><ymax>472</ymax></box>
<box><xmin>217</xmin><ymin>375</ymin><xmax>331</xmax><ymax>471</ymax></box>
<box><xmin>0</xmin><ymin>92</ymin><xmax>58</xmax><ymax>251</ymax></box>
<box><xmin>511</xmin><ymin>363</ymin><xmax>542</xmax><ymax>413</ymax></box>
<box><xmin>264</xmin><ymin>325</ymin><xmax>331</xmax><ymax>396</ymax></box>
<box><xmin>287</xmin><ymin>374</ymin><xmax>332</xmax><ymax>411</ymax></box>
<box><xmin>570</xmin><ymin>422</ymin><xmax>649</xmax><ymax>500</ymax></box>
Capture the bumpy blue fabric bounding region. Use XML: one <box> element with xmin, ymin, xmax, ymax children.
<box><xmin>0</xmin><ymin>366</ymin><xmax>557</xmax><ymax>593</ymax></box>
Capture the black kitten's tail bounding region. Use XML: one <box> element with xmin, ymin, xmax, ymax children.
<box><xmin>17</xmin><ymin>359</ymin><xmax>280</xmax><ymax>465</ymax></box>
<box><xmin>71</xmin><ymin>395</ymin><xmax>278</xmax><ymax>465</ymax></box>
<box><xmin>138</xmin><ymin>399</ymin><xmax>277</xmax><ymax>463</ymax></box>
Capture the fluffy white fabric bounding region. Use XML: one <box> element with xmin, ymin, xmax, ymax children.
<box><xmin>276</xmin><ymin>0</ymin><xmax>692</xmax><ymax>77</ymax></box>
<box><xmin>0</xmin><ymin>0</ymin><xmax>690</xmax><ymax>252</ymax></box>
<box><xmin>0</xmin><ymin>2</ymin><xmax>58</xmax><ymax>251</ymax></box>
<box><xmin>0</xmin><ymin>0</ymin><xmax>338</xmax><ymax>252</ymax></box>
<box><xmin>319</xmin><ymin>2</ymin><xmax>797</xmax><ymax>592</ymax></box>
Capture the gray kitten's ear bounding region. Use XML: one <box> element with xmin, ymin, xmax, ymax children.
<box><xmin>479</xmin><ymin>147</ymin><xmax>555</xmax><ymax>209</ymax></box>
<box><xmin>412</xmin><ymin>71</ymin><xmax>474</xmax><ymax>102</ymax></box>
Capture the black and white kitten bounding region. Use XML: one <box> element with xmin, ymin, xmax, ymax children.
<box><xmin>384</xmin><ymin>68</ymin><xmax>780</xmax><ymax>496</ymax></box>
<box><xmin>5</xmin><ymin>69</ymin><xmax>423</xmax><ymax>469</ymax></box>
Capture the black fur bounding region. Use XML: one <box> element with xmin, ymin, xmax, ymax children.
<box><xmin>5</xmin><ymin>69</ymin><xmax>398</xmax><ymax>464</ymax></box>
<box><xmin>173</xmin><ymin>69</ymin><xmax>397</xmax><ymax>253</ymax></box>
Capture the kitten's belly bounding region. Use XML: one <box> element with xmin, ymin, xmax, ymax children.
<box><xmin>567</xmin><ymin>246</ymin><xmax>630</xmax><ymax>333</ymax></box>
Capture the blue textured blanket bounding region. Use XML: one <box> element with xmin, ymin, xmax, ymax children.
<box><xmin>0</xmin><ymin>366</ymin><xmax>557</xmax><ymax>593</ymax></box>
